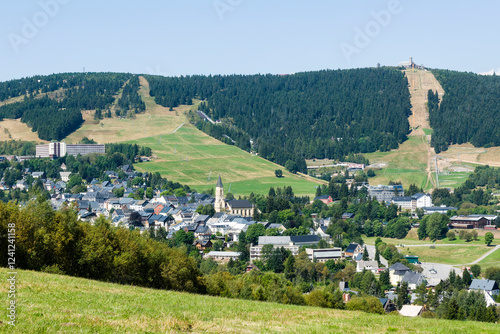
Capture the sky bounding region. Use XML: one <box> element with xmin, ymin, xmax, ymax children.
<box><xmin>1</xmin><ymin>0</ymin><xmax>500</xmax><ymax>82</ymax></box>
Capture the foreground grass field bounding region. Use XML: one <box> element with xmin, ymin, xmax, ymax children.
<box><xmin>127</xmin><ymin>125</ymin><xmax>325</xmax><ymax>197</ymax></box>
<box><xmin>1</xmin><ymin>268</ymin><xmax>499</xmax><ymax>333</ymax></box>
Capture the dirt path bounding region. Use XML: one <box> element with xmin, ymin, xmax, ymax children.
<box><xmin>403</xmin><ymin>69</ymin><xmax>445</xmax><ymax>189</ymax></box>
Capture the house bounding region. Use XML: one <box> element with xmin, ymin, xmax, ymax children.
<box><xmin>314</xmin><ymin>195</ymin><xmax>333</xmax><ymax>204</ymax></box>
<box><xmin>14</xmin><ymin>180</ymin><xmax>28</xmax><ymax>190</ymax></box>
<box><xmin>316</xmin><ymin>226</ymin><xmax>330</xmax><ymax>240</ymax></box>
<box><xmin>306</xmin><ymin>248</ymin><xmax>342</xmax><ymax>263</ymax></box>
<box><xmin>32</xmin><ymin>171</ymin><xmax>45</xmax><ymax>179</ymax></box>
<box><xmin>344</xmin><ymin>243</ymin><xmax>363</xmax><ymax>257</ymax></box>
<box><xmin>469</xmin><ymin>279</ymin><xmax>499</xmax><ymax>296</ymax></box>
<box><xmin>379</xmin><ymin>298</ymin><xmax>397</xmax><ymax>313</ymax></box>
<box><xmin>399</xmin><ymin>305</ymin><xmax>424</xmax><ymax>317</ymax></box>
<box><xmin>204</xmin><ymin>251</ymin><xmax>241</xmax><ymax>264</ymax></box>
<box><xmin>356</xmin><ymin>261</ymin><xmax>379</xmax><ymax>273</ymax></box>
<box><xmin>341</xmin><ymin>212</ymin><xmax>355</xmax><ymax>220</ymax></box>
<box><xmin>194</xmin><ymin>240</ymin><xmax>212</xmax><ymax>251</ymax></box>
<box><xmin>246</xmin><ymin>263</ymin><xmax>260</xmax><ymax>272</ymax></box>
<box><xmin>389</xmin><ymin>263</ymin><xmax>411</xmax><ymax>285</ymax></box>
<box><xmin>401</xmin><ymin>271</ymin><xmax>426</xmax><ymax>290</ymax></box>
<box><xmin>450</xmin><ymin>216</ymin><xmax>488</xmax><ymax>229</ymax></box>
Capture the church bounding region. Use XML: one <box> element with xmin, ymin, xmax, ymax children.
<box><xmin>214</xmin><ymin>174</ymin><xmax>255</xmax><ymax>217</ymax></box>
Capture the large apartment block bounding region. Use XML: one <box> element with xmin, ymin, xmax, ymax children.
<box><xmin>368</xmin><ymin>184</ymin><xmax>404</xmax><ymax>203</ymax></box>
<box><xmin>36</xmin><ymin>142</ymin><xmax>105</xmax><ymax>158</ymax></box>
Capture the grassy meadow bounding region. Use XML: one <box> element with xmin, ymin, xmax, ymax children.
<box><xmin>478</xmin><ymin>248</ymin><xmax>500</xmax><ymax>269</ymax></box>
<box><xmin>400</xmin><ymin>245</ymin><xmax>492</xmax><ymax>265</ymax></box>
<box><xmin>1</xmin><ymin>268</ymin><xmax>499</xmax><ymax>334</ymax></box>
<box><xmin>127</xmin><ymin>125</ymin><xmax>325</xmax><ymax>197</ymax></box>
<box><xmin>364</xmin><ymin>136</ymin><xmax>431</xmax><ymax>190</ymax></box>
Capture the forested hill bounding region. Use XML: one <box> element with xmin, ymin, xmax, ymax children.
<box><xmin>0</xmin><ymin>72</ymin><xmax>134</xmax><ymax>141</ymax></box>
<box><xmin>145</xmin><ymin>68</ymin><xmax>412</xmax><ymax>172</ymax></box>
<box><xmin>429</xmin><ymin>70</ymin><xmax>500</xmax><ymax>153</ymax></box>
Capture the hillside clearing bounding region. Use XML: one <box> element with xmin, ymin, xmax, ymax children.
<box><xmin>127</xmin><ymin>125</ymin><xmax>325</xmax><ymax>197</ymax></box>
<box><xmin>1</xmin><ymin>268</ymin><xmax>498</xmax><ymax>334</ymax></box>
<box><xmin>0</xmin><ymin>119</ymin><xmax>46</xmax><ymax>143</ymax></box>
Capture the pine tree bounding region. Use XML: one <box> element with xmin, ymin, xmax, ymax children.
<box><xmin>362</xmin><ymin>246</ymin><xmax>369</xmax><ymax>261</ymax></box>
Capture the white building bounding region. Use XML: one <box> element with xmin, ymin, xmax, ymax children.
<box><xmin>36</xmin><ymin>142</ymin><xmax>105</xmax><ymax>158</ymax></box>
<box><xmin>306</xmin><ymin>248</ymin><xmax>342</xmax><ymax>263</ymax></box>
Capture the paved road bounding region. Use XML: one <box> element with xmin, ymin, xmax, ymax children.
<box><xmin>468</xmin><ymin>245</ymin><xmax>500</xmax><ymax>265</ymax></box>
<box><xmin>397</xmin><ymin>243</ymin><xmax>479</xmax><ymax>247</ymax></box>
<box><xmin>365</xmin><ymin>245</ymin><xmax>388</xmax><ymax>267</ymax></box>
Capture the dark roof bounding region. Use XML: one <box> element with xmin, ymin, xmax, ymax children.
<box><xmin>392</xmin><ymin>196</ymin><xmax>412</xmax><ymax>202</ymax></box>
<box><xmin>217</xmin><ymin>174</ymin><xmax>223</xmax><ymax>188</ymax></box>
<box><xmin>469</xmin><ymin>279</ymin><xmax>499</xmax><ymax>291</ymax></box>
<box><xmin>389</xmin><ymin>262</ymin><xmax>410</xmax><ymax>272</ymax></box>
<box><xmin>402</xmin><ymin>271</ymin><xmax>425</xmax><ymax>285</ymax></box>
<box><xmin>289</xmin><ymin>235</ymin><xmax>321</xmax><ymax>244</ymax></box>
<box><xmin>314</xmin><ymin>195</ymin><xmax>331</xmax><ymax>200</ymax></box>
<box><xmin>227</xmin><ymin>199</ymin><xmax>253</xmax><ymax>208</ymax></box>
<box><xmin>345</xmin><ymin>243</ymin><xmax>360</xmax><ymax>253</ymax></box>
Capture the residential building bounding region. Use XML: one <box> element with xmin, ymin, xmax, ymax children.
<box><xmin>306</xmin><ymin>248</ymin><xmax>342</xmax><ymax>262</ymax></box>
<box><xmin>204</xmin><ymin>251</ymin><xmax>241</xmax><ymax>263</ymax></box>
<box><xmin>356</xmin><ymin>260</ymin><xmax>379</xmax><ymax>273</ymax></box>
<box><xmin>250</xmin><ymin>235</ymin><xmax>320</xmax><ymax>262</ymax></box>
<box><xmin>369</xmin><ymin>184</ymin><xmax>404</xmax><ymax>203</ymax></box>
<box><xmin>391</xmin><ymin>193</ymin><xmax>432</xmax><ymax>211</ymax></box>
<box><xmin>36</xmin><ymin>142</ymin><xmax>105</xmax><ymax>158</ymax></box>
<box><xmin>314</xmin><ymin>195</ymin><xmax>333</xmax><ymax>204</ymax></box>
<box><xmin>389</xmin><ymin>263</ymin><xmax>411</xmax><ymax>285</ymax></box>
<box><xmin>402</xmin><ymin>271</ymin><xmax>426</xmax><ymax>290</ymax></box>
<box><xmin>344</xmin><ymin>243</ymin><xmax>363</xmax><ymax>257</ymax></box>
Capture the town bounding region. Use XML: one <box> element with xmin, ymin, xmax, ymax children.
<box><xmin>2</xmin><ymin>142</ymin><xmax>499</xmax><ymax>322</ymax></box>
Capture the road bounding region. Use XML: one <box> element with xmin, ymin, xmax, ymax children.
<box><xmin>468</xmin><ymin>245</ymin><xmax>500</xmax><ymax>265</ymax></box>
<box><xmin>365</xmin><ymin>245</ymin><xmax>388</xmax><ymax>267</ymax></box>
<box><xmin>172</xmin><ymin>123</ymin><xmax>184</xmax><ymax>133</ymax></box>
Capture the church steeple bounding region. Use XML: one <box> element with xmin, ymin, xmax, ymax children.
<box><xmin>214</xmin><ymin>173</ymin><xmax>225</xmax><ymax>213</ymax></box>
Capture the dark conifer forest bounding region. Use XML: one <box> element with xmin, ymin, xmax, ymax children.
<box><xmin>430</xmin><ymin>69</ymin><xmax>500</xmax><ymax>153</ymax></box>
<box><xmin>0</xmin><ymin>73</ymin><xmax>131</xmax><ymax>141</ymax></box>
<box><xmin>146</xmin><ymin>68</ymin><xmax>412</xmax><ymax>171</ymax></box>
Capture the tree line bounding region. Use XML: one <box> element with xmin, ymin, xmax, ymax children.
<box><xmin>0</xmin><ymin>73</ymin><xmax>132</xmax><ymax>141</ymax></box>
<box><xmin>145</xmin><ymin>68</ymin><xmax>411</xmax><ymax>172</ymax></box>
<box><xmin>430</xmin><ymin>70</ymin><xmax>500</xmax><ymax>153</ymax></box>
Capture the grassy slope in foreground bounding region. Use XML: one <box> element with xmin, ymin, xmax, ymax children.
<box><xmin>127</xmin><ymin>125</ymin><xmax>325</xmax><ymax>197</ymax></box>
<box><xmin>1</xmin><ymin>268</ymin><xmax>498</xmax><ymax>334</ymax></box>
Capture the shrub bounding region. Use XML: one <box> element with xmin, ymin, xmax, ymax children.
<box><xmin>346</xmin><ymin>296</ymin><xmax>384</xmax><ymax>314</ymax></box>
<box><xmin>446</xmin><ymin>230</ymin><xmax>456</xmax><ymax>241</ymax></box>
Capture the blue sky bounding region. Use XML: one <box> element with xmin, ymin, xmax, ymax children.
<box><xmin>1</xmin><ymin>0</ymin><xmax>499</xmax><ymax>81</ymax></box>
